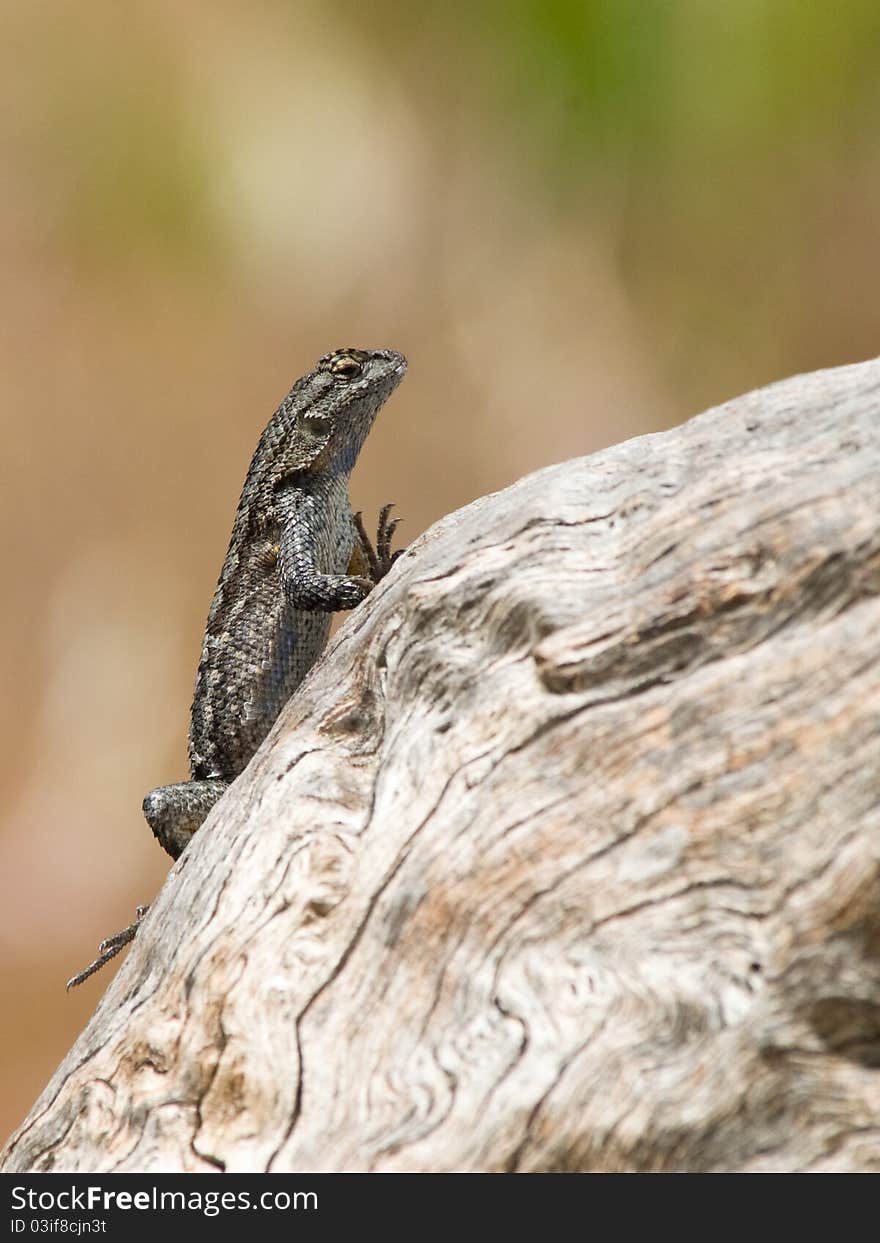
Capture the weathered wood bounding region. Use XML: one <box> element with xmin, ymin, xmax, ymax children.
<box><xmin>4</xmin><ymin>357</ymin><xmax>880</xmax><ymax>1173</ymax></box>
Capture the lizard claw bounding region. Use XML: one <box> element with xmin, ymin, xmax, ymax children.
<box><xmin>66</xmin><ymin>905</ymin><xmax>150</xmax><ymax>990</ymax></box>
<box><xmin>355</xmin><ymin>504</ymin><xmax>405</xmax><ymax>584</ymax></box>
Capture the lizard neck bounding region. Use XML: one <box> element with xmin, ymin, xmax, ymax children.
<box><xmin>324</xmin><ymin>411</ymin><xmax>379</xmax><ymax>480</ymax></box>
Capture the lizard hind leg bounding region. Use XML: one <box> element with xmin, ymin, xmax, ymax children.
<box><xmin>142</xmin><ymin>779</ymin><xmax>228</xmax><ymax>861</ymax></box>
<box><xmin>66</xmin><ymin>780</ymin><xmax>225</xmax><ymax>988</ymax></box>
<box><xmin>66</xmin><ymin>905</ymin><xmax>150</xmax><ymax>989</ymax></box>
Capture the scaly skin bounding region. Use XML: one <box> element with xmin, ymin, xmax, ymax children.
<box><xmin>68</xmin><ymin>347</ymin><xmax>407</xmax><ymax>987</ymax></box>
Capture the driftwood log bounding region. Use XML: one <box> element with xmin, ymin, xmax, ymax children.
<box><xmin>4</xmin><ymin>358</ymin><xmax>880</xmax><ymax>1173</ymax></box>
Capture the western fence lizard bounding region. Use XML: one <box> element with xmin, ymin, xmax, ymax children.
<box><xmin>68</xmin><ymin>347</ymin><xmax>407</xmax><ymax>987</ymax></box>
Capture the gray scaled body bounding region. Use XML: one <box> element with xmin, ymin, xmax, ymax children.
<box><xmin>67</xmin><ymin>346</ymin><xmax>406</xmax><ymax>988</ymax></box>
<box><xmin>144</xmin><ymin>346</ymin><xmax>408</xmax><ymax>860</ymax></box>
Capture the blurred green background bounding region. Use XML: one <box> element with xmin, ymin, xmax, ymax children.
<box><xmin>3</xmin><ymin>0</ymin><xmax>880</xmax><ymax>1146</ymax></box>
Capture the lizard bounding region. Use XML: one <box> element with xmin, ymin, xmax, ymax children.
<box><xmin>67</xmin><ymin>346</ymin><xmax>408</xmax><ymax>988</ymax></box>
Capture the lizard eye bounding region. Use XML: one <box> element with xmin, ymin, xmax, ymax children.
<box><xmin>328</xmin><ymin>354</ymin><xmax>363</xmax><ymax>379</ymax></box>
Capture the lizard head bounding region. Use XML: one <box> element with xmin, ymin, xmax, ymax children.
<box><xmin>279</xmin><ymin>347</ymin><xmax>407</xmax><ymax>477</ymax></box>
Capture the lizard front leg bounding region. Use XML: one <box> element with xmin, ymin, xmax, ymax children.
<box><xmin>353</xmin><ymin>503</ymin><xmax>403</xmax><ymax>584</ymax></box>
<box><xmin>278</xmin><ymin>488</ymin><xmax>374</xmax><ymax>610</ymax></box>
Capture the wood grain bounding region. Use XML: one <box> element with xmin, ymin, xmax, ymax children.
<box><xmin>4</xmin><ymin>357</ymin><xmax>880</xmax><ymax>1172</ymax></box>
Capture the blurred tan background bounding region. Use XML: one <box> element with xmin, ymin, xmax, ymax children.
<box><xmin>4</xmin><ymin>0</ymin><xmax>880</xmax><ymax>1144</ymax></box>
